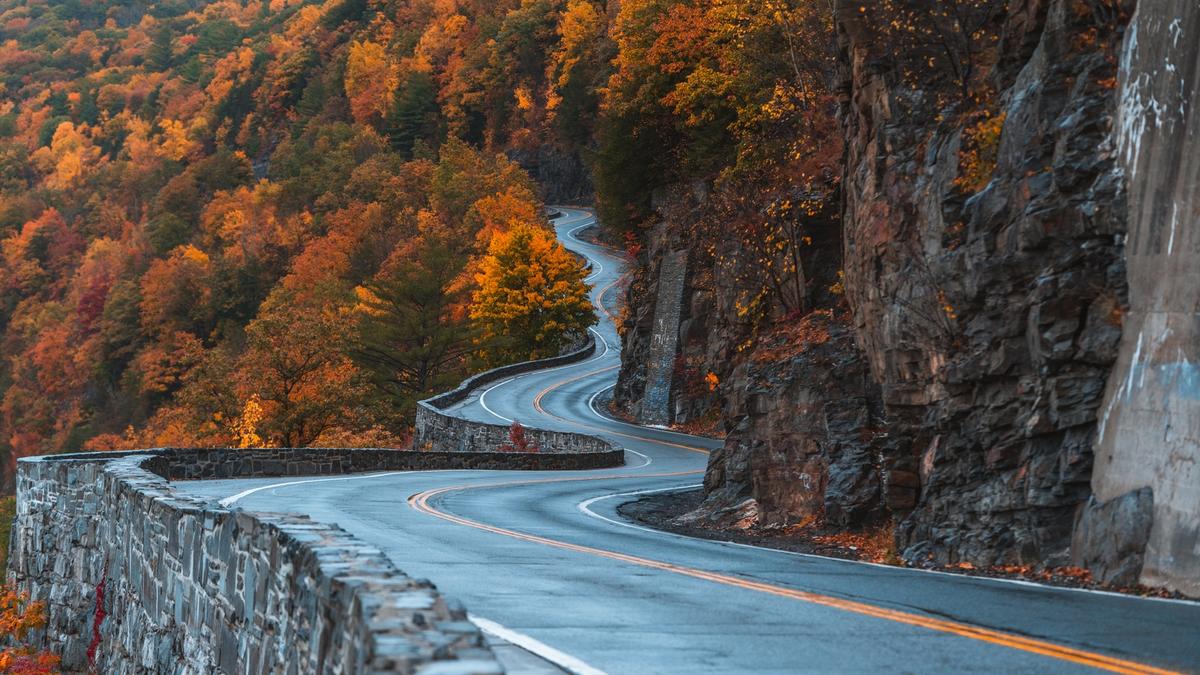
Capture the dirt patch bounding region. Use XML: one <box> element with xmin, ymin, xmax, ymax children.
<box><xmin>618</xmin><ymin>489</ymin><xmax>896</xmax><ymax>563</ymax></box>
<box><xmin>618</xmin><ymin>489</ymin><xmax>1196</xmax><ymax>601</ymax></box>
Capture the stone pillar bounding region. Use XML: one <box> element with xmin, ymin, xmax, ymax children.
<box><xmin>640</xmin><ymin>248</ymin><xmax>687</xmax><ymax>425</ymax></box>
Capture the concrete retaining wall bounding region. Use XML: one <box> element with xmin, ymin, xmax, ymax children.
<box><xmin>7</xmin><ymin>445</ymin><xmax>625</xmax><ymax>674</ymax></box>
<box><xmin>413</xmin><ymin>336</ymin><xmax>622</xmax><ymax>462</ymax></box>
<box><xmin>1077</xmin><ymin>0</ymin><xmax>1200</xmax><ymax>596</ymax></box>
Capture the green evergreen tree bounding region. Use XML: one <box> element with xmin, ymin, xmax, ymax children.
<box><xmin>147</xmin><ymin>27</ymin><xmax>173</xmax><ymax>72</ymax></box>
<box><xmin>385</xmin><ymin>72</ymin><xmax>441</xmax><ymax>158</ymax></box>
<box><xmin>351</xmin><ymin>238</ymin><xmax>474</xmax><ymax>416</ymax></box>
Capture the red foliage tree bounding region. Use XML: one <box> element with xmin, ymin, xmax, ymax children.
<box><xmin>498</xmin><ymin>420</ymin><xmax>539</xmax><ymax>453</ymax></box>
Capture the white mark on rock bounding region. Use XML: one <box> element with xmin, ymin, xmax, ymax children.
<box><xmin>1125</xmin><ymin>330</ymin><xmax>1145</xmax><ymax>402</ymax></box>
<box><xmin>1168</xmin><ymin>202</ymin><xmax>1179</xmax><ymax>255</ymax></box>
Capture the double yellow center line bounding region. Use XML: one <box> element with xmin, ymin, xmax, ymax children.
<box><xmin>429</xmin><ymin>228</ymin><xmax>1180</xmax><ymax>674</ymax></box>
<box><xmin>409</xmin><ymin>476</ymin><xmax>1177</xmax><ymax>675</ymax></box>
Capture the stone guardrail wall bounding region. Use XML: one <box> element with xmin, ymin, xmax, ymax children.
<box><xmin>8</xmin><ymin>445</ymin><xmax>623</xmax><ymax>674</ymax></box>
<box><xmin>413</xmin><ymin>335</ymin><xmax>622</xmax><ymax>462</ymax></box>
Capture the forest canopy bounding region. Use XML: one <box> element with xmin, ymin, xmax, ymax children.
<box><xmin>0</xmin><ymin>0</ymin><xmax>845</xmax><ymax>481</ymax></box>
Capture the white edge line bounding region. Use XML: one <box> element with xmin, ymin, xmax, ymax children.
<box><xmin>623</xmin><ymin>448</ymin><xmax>652</xmax><ymax>468</ymax></box>
<box><xmin>478</xmin><ymin>378</ymin><xmax>516</xmax><ymax>423</ymax></box>
<box><xmin>474</xmin><ymin>326</ymin><xmax>610</xmax><ymax>424</ymax></box>
<box><xmin>586</xmin><ymin>382</ymin><xmax>716</xmax><ymax>445</ymax></box>
<box><xmin>469</xmin><ymin>614</ymin><xmax>607</xmax><ymax>675</ymax></box>
<box><xmin>578</xmin><ymin>487</ymin><xmax>1200</xmax><ymax>607</ymax></box>
<box><xmin>217</xmin><ymin>468</ymin><xmax>519</xmax><ymax>508</ymax></box>
<box><xmin>578</xmin><ymin>484</ymin><xmax>703</xmax><ymax>539</ymax></box>
<box><xmin>567</xmin><ymin>219</ymin><xmax>604</xmax><ymax>282</ymax></box>
<box><xmin>218</xmin><ymin>471</ymin><xmax>408</xmax><ymax>507</ymax></box>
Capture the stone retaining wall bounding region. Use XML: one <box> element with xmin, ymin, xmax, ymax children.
<box><xmin>640</xmin><ymin>246</ymin><xmax>687</xmax><ymax>426</ymax></box>
<box><xmin>413</xmin><ymin>336</ymin><xmax>622</xmax><ymax>461</ymax></box>
<box><xmin>152</xmin><ymin>446</ymin><xmax>625</xmax><ymax>481</ymax></box>
<box><xmin>413</xmin><ymin>409</ymin><xmax>617</xmax><ymax>457</ymax></box>
<box><xmin>8</xmin><ymin>445</ymin><xmax>623</xmax><ymax>674</ymax></box>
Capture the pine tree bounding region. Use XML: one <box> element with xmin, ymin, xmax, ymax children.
<box><xmin>386</xmin><ymin>71</ymin><xmax>442</xmax><ymax>158</ymax></box>
<box><xmin>147</xmin><ymin>27</ymin><xmax>174</xmax><ymax>72</ymax></box>
<box><xmin>352</xmin><ymin>237</ymin><xmax>474</xmax><ymax>415</ymax></box>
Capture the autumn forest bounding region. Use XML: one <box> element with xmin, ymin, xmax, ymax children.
<box><xmin>0</xmin><ymin>0</ymin><xmax>841</xmax><ymax>486</ymax></box>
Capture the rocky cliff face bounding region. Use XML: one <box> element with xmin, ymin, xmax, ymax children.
<box><xmin>616</xmin><ymin>0</ymin><xmax>1180</xmax><ymax>575</ymax></box>
<box><xmin>510</xmin><ymin>145</ymin><xmax>594</xmax><ymax>205</ymax></box>
<box><xmin>616</xmin><ymin>0</ymin><xmax>1199</xmax><ymax>591</ymax></box>
<box><xmin>617</xmin><ymin>186</ymin><xmax>911</xmax><ymax>533</ymax></box>
<box><xmin>838</xmin><ymin>0</ymin><xmax>1131</xmax><ymax>566</ymax></box>
<box><xmin>692</xmin><ymin>313</ymin><xmax>913</xmax><ymax>531</ymax></box>
<box><xmin>615</xmin><ymin>184</ymin><xmax>732</xmax><ymax>429</ymax></box>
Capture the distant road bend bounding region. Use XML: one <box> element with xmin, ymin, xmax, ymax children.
<box><xmin>182</xmin><ymin>208</ymin><xmax>1200</xmax><ymax>675</ymax></box>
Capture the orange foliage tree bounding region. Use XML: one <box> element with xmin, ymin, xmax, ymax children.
<box><xmin>0</xmin><ymin>585</ymin><xmax>59</xmax><ymax>674</ymax></box>
<box><xmin>230</xmin><ymin>283</ymin><xmax>372</xmax><ymax>447</ymax></box>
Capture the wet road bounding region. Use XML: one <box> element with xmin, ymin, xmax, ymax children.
<box><xmin>178</xmin><ymin>208</ymin><xmax>1200</xmax><ymax>674</ymax></box>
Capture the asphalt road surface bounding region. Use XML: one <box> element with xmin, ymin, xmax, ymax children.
<box><xmin>179</xmin><ymin>208</ymin><xmax>1200</xmax><ymax>675</ymax></box>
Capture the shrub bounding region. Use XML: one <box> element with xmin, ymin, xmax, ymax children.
<box><xmin>498</xmin><ymin>420</ymin><xmax>539</xmax><ymax>453</ymax></box>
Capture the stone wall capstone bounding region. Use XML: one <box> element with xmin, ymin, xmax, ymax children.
<box><xmin>8</xmin><ymin>445</ymin><xmax>628</xmax><ymax>674</ymax></box>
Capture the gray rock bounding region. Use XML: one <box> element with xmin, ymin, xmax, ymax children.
<box><xmin>1071</xmin><ymin>487</ymin><xmax>1153</xmax><ymax>587</ymax></box>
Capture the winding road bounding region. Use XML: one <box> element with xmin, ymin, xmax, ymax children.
<box><xmin>179</xmin><ymin>208</ymin><xmax>1200</xmax><ymax>674</ymax></box>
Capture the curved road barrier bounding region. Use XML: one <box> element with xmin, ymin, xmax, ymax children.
<box><xmin>9</xmin><ymin>449</ymin><xmax>503</xmax><ymax>674</ymax></box>
<box><xmin>414</xmin><ymin>334</ymin><xmax>622</xmax><ymax>461</ymax></box>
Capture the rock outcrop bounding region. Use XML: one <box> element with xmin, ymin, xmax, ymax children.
<box><xmin>510</xmin><ymin>145</ymin><xmax>593</xmax><ymax>205</ymax></box>
<box><xmin>619</xmin><ymin>187</ymin><xmax>907</xmax><ymax>534</ymax></box>
<box><xmin>614</xmin><ymin>0</ymin><xmax>1200</xmax><ymax>592</ymax></box>
<box><xmin>838</xmin><ymin>0</ymin><xmax>1131</xmax><ymax>566</ymax></box>
<box><xmin>615</xmin><ymin>185</ymin><xmax>725</xmax><ymax>427</ymax></box>
<box><xmin>689</xmin><ymin>313</ymin><xmax>911</xmax><ymax>531</ymax></box>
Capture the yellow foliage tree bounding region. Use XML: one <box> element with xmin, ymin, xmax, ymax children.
<box><xmin>230</xmin><ymin>394</ymin><xmax>268</xmax><ymax>449</ymax></box>
<box><xmin>470</xmin><ymin>223</ymin><xmax>595</xmax><ymax>366</ymax></box>
<box><xmin>345</xmin><ymin>40</ymin><xmax>398</xmax><ymax>124</ymax></box>
<box><xmin>30</xmin><ymin>121</ymin><xmax>102</xmax><ymax>190</ymax></box>
<box><xmin>157</xmin><ymin>119</ymin><xmax>200</xmax><ymax>162</ymax></box>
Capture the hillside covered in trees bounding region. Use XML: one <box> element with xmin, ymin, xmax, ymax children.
<box><xmin>0</xmin><ymin>0</ymin><xmax>832</xmax><ymax>482</ymax></box>
<box><xmin>0</xmin><ymin>0</ymin><xmax>615</xmax><ymax>483</ymax></box>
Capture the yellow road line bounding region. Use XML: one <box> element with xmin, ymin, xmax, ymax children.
<box><xmin>505</xmin><ymin>216</ymin><xmax>1177</xmax><ymax>672</ymax></box>
<box><xmin>531</xmin><ymin>365</ymin><xmax>710</xmax><ymax>455</ymax></box>
<box><xmin>409</xmin><ymin>480</ymin><xmax>1179</xmax><ymax>675</ymax></box>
